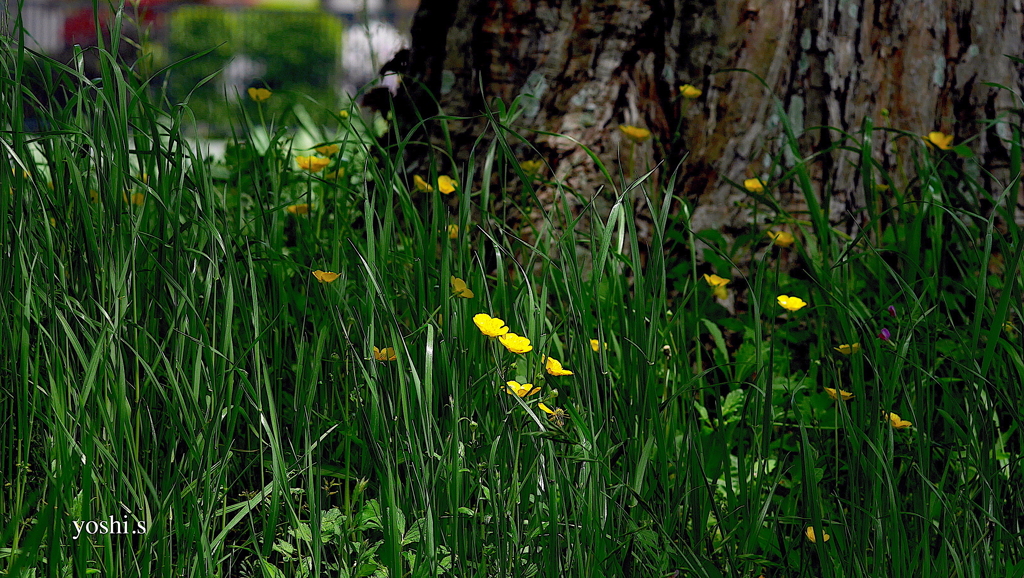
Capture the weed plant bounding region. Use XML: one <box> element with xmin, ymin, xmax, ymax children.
<box><xmin>2</xmin><ymin>8</ymin><xmax>1023</xmax><ymax>578</ymax></box>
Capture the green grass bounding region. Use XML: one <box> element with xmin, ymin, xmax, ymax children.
<box><xmin>3</xmin><ymin>11</ymin><xmax>1024</xmax><ymax>578</ymax></box>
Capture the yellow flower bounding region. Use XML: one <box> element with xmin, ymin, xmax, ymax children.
<box><xmin>520</xmin><ymin>159</ymin><xmax>543</xmax><ymax>174</ymax></box>
<box><xmin>805</xmin><ymin>526</ymin><xmax>830</xmax><ymax>543</ymax></box>
<box><xmin>703</xmin><ymin>273</ymin><xmax>729</xmax><ymax>300</ymax></box>
<box><xmin>450</xmin><ymin>276</ymin><xmax>474</xmax><ymax>298</ymax></box>
<box><xmin>543</xmin><ymin>356</ymin><xmax>574</xmax><ymax>376</ymax></box>
<box><xmin>473</xmin><ymin>313</ymin><xmax>509</xmax><ymax>337</ymax></box>
<box><xmin>413</xmin><ymin>175</ymin><xmax>433</xmax><ymax>192</ymax></box>
<box><xmin>703</xmin><ymin>273</ymin><xmax>728</xmax><ymax>287</ymax></box>
<box><xmin>499</xmin><ymin>332</ymin><xmax>533</xmax><ymax>354</ymax></box>
<box><xmin>338</xmin><ymin>109</ymin><xmax>350</xmax><ymax>119</ymax></box>
<box><xmin>833</xmin><ymin>343</ymin><xmax>861</xmax><ymax>355</ymax></box>
<box><xmin>324</xmin><ymin>168</ymin><xmax>345</xmax><ymax>181</ymax></box>
<box><xmin>447</xmin><ymin>224</ymin><xmax>459</xmax><ymax>239</ymax></box>
<box><xmin>619</xmin><ymin>125</ymin><xmax>652</xmax><ymax>143</ymax></box>
<box><xmin>123</xmin><ymin>192</ymin><xmax>145</xmax><ymax>205</ymax></box>
<box><xmin>438</xmin><ymin>175</ymin><xmax>457</xmax><ymax>194</ymax></box>
<box><xmin>296</xmin><ymin>156</ymin><xmax>330</xmax><ymax>173</ymax></box>
<box><xmin>538</xmin><ymin>403</ymin><xmax>569</xmax><ymax>426</ymax></box>
<box><xmin>315</xmin><ymin>144</ymin><xmax>340</xmax><ymax>156</ymax></box>
<box><xmin>312</xmin><ymin>270</ymin><xmax>339</xmax><ymax>283</ymax></box>
<box><xmin>766</xmin><ymin>230</ymin><xmax>795</xmax><ymax>248</ymax></box>
<box><xmin>505</xmin><ymin>380</ymin><xmax>540</xmax><ymax>397</ymax></box>
<box><xmin>678</xmin><ymin>84</ymin><xmax>702</xmax><ymax>98</ymax></box>
<box><xmin>590</xmin><ymin>339</ymin><xmax>607</xmax><ymax>352</ymax></box>
<box><xmin>247</xmin><ymin>87</ymin><xmax>272</xmax><ymax>102</ymax></box>
<box><xmin>924</xmin><ymin>131</ymin><xmax>954</xmax><ymax>150</ymax></box>
<box><xmin>373</xmin><ymin>346</ymin><xmax>397</xmax><ymax>361</ymax></box>
<box><xmin>888</xmin><ymin>412</ymin><xmax>912</xmax><ymax>429</ymax></box>
<box><xmin>744</xmin><ymin>178</ymin><xmax>766</xmax><ymax>193</ymax></box>
<box><xmin>286</xmin><ymin>203</ymin><xmax>313</xmax><ymax>215</ymax></box>
<box><xmin>777</xmin><ymin>295</ymin><xmax>807</xmax><ymax>312</ymax></box>
<box><xmin>824</xmin><ymin>387</ymin><xmax>854</xmax><ymax>401</ymax></box>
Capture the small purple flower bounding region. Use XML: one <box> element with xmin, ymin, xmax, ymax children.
<box><xmin>877</xmin><ymin>328</ymin><xmax>891</xmax><ymax>341</ymax></box>
<box><xmin>887</xmin><ymin>305</ymin><xmax>897</xmax><ymax>318</ymax></box>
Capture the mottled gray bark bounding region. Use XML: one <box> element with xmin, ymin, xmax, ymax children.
<box><xmin>399</xmin><ymin>0</ymin><xmax>1024</xmax><ymax>246</ymax></box>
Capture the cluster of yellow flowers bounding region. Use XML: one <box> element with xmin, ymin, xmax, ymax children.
<box><xmin>828</xmin><ymin>342</ymin><xmax>913</xmax><ymax>430</ymax></box>
<box><xmin>700</xmin><ymin>230</ymin><xmax>797</xmax><ymax>302</ymax></box>
<box><xmin>608</xmin><ymin>84</ymin><xmax>702</xmax><ymax>146</ymax></box>
<box><xmin>472</xmin><ymin>313</ymin><xmax>581</xmax><ymax>426</ymax></box>
<box><xmin>697</xmin><ymin>229</ymin><xmax>911</xmax><ymax>432</ymax></box>
<box><xmin>311</xmin><ymin>268</ymin><xmax>479</xmax><ymax>359</ymax></box>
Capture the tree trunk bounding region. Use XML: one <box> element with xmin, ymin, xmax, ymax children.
<box><xmin>397</xmin><ymin>0</ymin><xmax>1024</xmax><ymax>247</ymax></box>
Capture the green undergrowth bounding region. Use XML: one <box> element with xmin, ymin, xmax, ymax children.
<box><xmin>2</xmin><ymin>10</ymin><xmax>1023</xmax><ymax>578</ymax></box>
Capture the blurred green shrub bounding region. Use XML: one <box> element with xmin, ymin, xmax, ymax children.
<box><xmin>238</xmin><ymin>10</ymin><xmax>341</xmax><ymax>91</ymax></box>
<box><xmin>168</xmin><ymin>6</ymin><xmax>342</xmax><ymax>132</ymax></box>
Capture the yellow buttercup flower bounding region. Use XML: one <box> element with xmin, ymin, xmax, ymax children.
<box><xmin>543</xmin><ymin>356</ymin><xmax>573</xmax><ymax>376</ymax></box>
<box><xmin>703</xmin><ymin>273</ymin><xmax>730</xmax><ymax>300</ymax></box>
<box><xmin>438</xmin><ymin>175</ymin><xmax>457</xmax><ymax>194</ymax></box>
<box><xmin>338</xmin><ymin>109</ymin><xmax>350</xmax><ymax>119</ymax></box>
<box><xmin>824</xmin><ymin>387</ymin><xmax>854</xmax><ymax>401</ymax></box>
<box><xmin>505</xmin><ymin>381</ymin><xmax>540</xmax><ymax>397</ymax></box>
<box><xmin>833</xmin><ymin>343</ymin><xmax>861</xmax><ymax>355</ymax></box>
<box><xmin>805</xmin><ymin>527</ymin><xmax>830</xmax><ymax>543</ymax></box>
<box><xmin>619</xmin><ymin>125</ymin><xmax>652</xmax><ymax>143</ymax></box>
<box><xmin>315</xmin><ymin>144</ymin><xmax>340</xmax><ymax>156</ymax></box>
<box><xmin>450</xmin><ymin>276</ymin><xmax>474</xmax><ymax>298</ymax></box>
<box><xmin>296</xmin><ymin>155</ymin><xmax>330</xmax><ymax>173</ymax></box>
<box><xmin>413</xmin><ymin>175</ymin><xmax>433</xmax><ymax>192</ymax></box>
<box><xmin>447</xmin><ymin>224</ymin><xmax>459</xmax><ymax>239</ymax></box>
<box><xmin>324</xmin><ymin>168</ymin><xmax>345</xmax><ymax>181</ymax></box>
<box><xmin>123</xmin><ymin>192</ymin><xmax>145</xmax><ymax>206</ymax></box>
<box><xmin>888</xmin><ymin>412</ymin><xmax>912</xmax><ymax>429</ymax></box>
<box><xmin>247</xmin><ymin>87</ymin><xmax>272</xmax><ymax>102</ymax></box>
<box><xmin>499</xmin><ymin>332</ymin><xmax>533</xmax><ymax>354</ymax></box>
<box><xmin>703</xmin><ymin>273</ymin><xmax>728</xmax><ymax>287</ymax></box>
<box><xmin>777</xmin><ymin>295</ymin><xmax>807</xmax><ymax>312</ymax></box>
<box><xmin>312</xmin><ymin>270</ymin><xmax>339</xmax><ymax>283</ymax></box>
<box><xmin>473</xmin><ymin>313</ymin><xmax>509</xmax><ymax>337</ymax></box>
<box><xmin>286</xmin><ymin>203</ymin><xmax>313</xmax><ymax>215</ymax></box>
<box><xmin>924</xmin><ymin>131</ymin><xmax>954</xmax><ymax>150</ymax></box>
<box><xmin>678</xmin><ymin>84</ymin><xmax>702</xmax><ymax>98</ymax></box>
<box><xmin>520</xmin><ymin>159</ymin><xmax>543</xmax><ymax>174</ymax></box>
<box><xmin>766</xmin><ymin>230</ymin><xmax>795</xmax><ymax>248</ymax></box>
<box><xmin>373</xmin><ymin>346</ymin><xmax>397</xmax><ymax>361</ymax></box>
<box><xmin>744</xmin><ymin>178</ymin><xmax>766</xmax><ymax>193</ymax></box>
<box><xmin>538</xmin><ymin>403</ymin><xmax>569</xmax><ymax>426</ymax></box>
<box><xmin>590</xmin><ymin>339</ymin><xmax>607</xmax><ymax>352</ymax></box>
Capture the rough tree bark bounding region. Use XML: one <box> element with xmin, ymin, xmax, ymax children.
<box><xmin>396</xmin><ymin>0</ymin><xmax>1024</xmax><ymax>252</ymax></box>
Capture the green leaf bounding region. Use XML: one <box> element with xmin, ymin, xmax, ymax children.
<box><xmin>261</xmin><ymin>560</ymin><xmax>287</xmax><ymax>578</ymax></box>
<box><xmin>953</xmin><ymin>144</ymin><xmax>975</xmax><ymax>158</ymax></box>
<box><xmin>722</xmin><ymin>388</ymin><xmax>745</xmax><ymax>421</ymax></box>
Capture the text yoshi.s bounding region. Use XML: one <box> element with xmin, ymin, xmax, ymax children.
<box><xmin>72</xmin><ymin>516</ymin><xmax>147</xmax><ymax>539</ymax></box>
